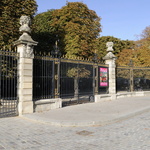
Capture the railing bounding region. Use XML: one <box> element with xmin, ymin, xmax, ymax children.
<box><xmin>33</xmin><ymin>53</ymin><xmax>109</xmax><ymax>106</ymax></box>
<box><xmin>33</xmin><ymin>55</ymin><xmax>55</xmax><ymax>100</ymax></box>
<box><xmin>0</xmin><ymin>50</ymin><xmax>19</xmax><ymax>117</ymax></box>
<box><xmin>116</xmin><ymin>66</ymin><xmax>150</xmax><ymax>92</ymax></box>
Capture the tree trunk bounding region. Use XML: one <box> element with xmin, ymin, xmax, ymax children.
<box><xmin>74</xmin><ymin>77</ymin><xmax>79</xmax><ymax>100</ymax></box>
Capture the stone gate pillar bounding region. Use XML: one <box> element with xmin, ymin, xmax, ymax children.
<box><xmin>14</xmin><ymin>16</ymin><xmax>38</xmax><ymax>115</ymax></box>
<box><xmin>103</xmin><ymin>42</ymin><xmax>117</xmax><ymax>95</ymax></box>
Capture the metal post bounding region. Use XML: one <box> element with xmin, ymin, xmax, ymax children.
<box><xmin>129</xmin><ymin>60</ymin><xmax>134</xmax><ymax>92</ymax></box>
<box><xmin>54</xmin><ymin>58</ymin><xmax>60</xmax><ymax>98</ymax></box>
<box><xmin>51</xmin><ymin>40</ymin><xmax>61</xmax><ymax>98</ymax></box>
<box><xmin>0</xmin><ymin>52</ymin><xmax>1</xmax><ymax>102</ymax></box>
<box><xmin>92</xmin><ymin>52</ymin><xmax>98</xmax><ymax>96</ymax></box>
<box><xmin>95</xmin><ymin>65</ymin><xmax>99</xmax><ymax>95</ymax></box>
<box><xmin>92</xmin><ymin>65</ymin><xmax>95</xmax><ymax>96</ymax></box>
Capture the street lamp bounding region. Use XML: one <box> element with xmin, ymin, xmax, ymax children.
<box><xmin>51</xmin><ymin>40</ymin><xmax>61</xmax><ymax>58</ymax></box>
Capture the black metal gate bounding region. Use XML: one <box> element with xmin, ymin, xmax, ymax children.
<box><xmin>0</xmin><ymin>50</ymin><xmax>18</xmax><ymax>118</ymax></box>
<box><xmin>33</xmin><ymin>54</ymin><xmax>109</xmax><ymax>107</ymax></box>
<box><xmin>60</xmin><ymin>59</ymin><xmax>94</xmax><ymax>106</ymax></box>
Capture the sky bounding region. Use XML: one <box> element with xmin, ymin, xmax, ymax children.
<box><xmin>36</xmin><ymin>0</ymin><xmax>150</xmax><ymax>41</ymax></box>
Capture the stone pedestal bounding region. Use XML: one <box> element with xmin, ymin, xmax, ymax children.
<box><xmin>14</xmin><ymin>16</ymin><xmax>38</xmax><ymax>115</ymax></box>
<box><xmin>17</xmin><ymin>55</ymin><xmax>33</xmax><ymax>115</ymax></box>
<box><xmin>103</xmin><ymin>42</ymin><xmax>117</xmax><ymax>95</ymax></box>
<box><xmin>105</xmin><ymin>59</ymin><xmax>116</xmax><ymax>94</ymax></box>
<box><xmin>14</xmin><ymin>41</ymin><xmax>37</xmax><ymax>115</ymax></box>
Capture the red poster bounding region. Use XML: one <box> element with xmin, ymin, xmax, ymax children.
<box><xmin>100</xmin><ymin>67</ymin><xmax>108</xmax><ymax>86</ymax></box>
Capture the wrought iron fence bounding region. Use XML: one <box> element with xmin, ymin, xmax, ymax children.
<box><xmin>33</xmin><ymin>55</ymin><xmax>55</xmax><ymax>100</ymax></box>
<box><xmin>0</xmin><ymin>50</ymin><xmax>18</xmax><ymax>118</ymax></box>
<box><xmin>133</xmin><ymin>68</ymin><xmax>150</xmax><ymax>91</ymax></box>
<box><xmin>33</xmin><ymin>54</ymin><xmax>108</xmax><ymax>106</ymax></box>
<box><xmin>116</xmin><ymin>66</ymin><xmax>150</xmax><ymax>92</ymax></box>
<box><xmin>60</xmin><ymin>59</ymin><xmax>94</xmax><ymax>106</ymax></box>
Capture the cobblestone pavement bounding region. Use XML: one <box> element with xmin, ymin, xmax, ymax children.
<box><xmin>0</xmin><ymin>111</ymin><xmax>150</xmax><ymax>150</ymax></box>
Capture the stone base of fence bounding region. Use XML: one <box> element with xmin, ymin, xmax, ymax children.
<box><xmin>143</xmin><ymin>91</ymin><xmax>150</xmax><ymax>96</ymax></box>
<box><xmin>33</xmin><ymin>98</ymin><xmax>62</xmax><ymax>113</ymax></box>
<box><xmin>95</xmin><ymin>94</ymin><xmax>116</xmax><ymax>102</ymax></box>
<box><xmin>18</xmin><ymin>101</ymin><xmax>33</xmax><ymax>115</ymax></box>
<box><xmin>116</xmin><ymin>92</ymin><xmax>144</xmax><ymax>99</ymax></box>
<box><xmin>95</xmin><ymin>91</ymin><xmax>150</xmax><ymax>102</ymax></box>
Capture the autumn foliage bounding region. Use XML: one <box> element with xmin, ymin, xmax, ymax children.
<box><xmin>0</xmin><ymin>0</ymin><xmax>37</xmax><ymax>49</ymax></box>
<box><xmin>1</xmin><ymin>0</ymin><xmax>150</xmax><ymax>68</ymax></box>
<box><xmin>50</xmin><ymin>2</ymin><xmax>101</xmax><ymax>58</ymax></box>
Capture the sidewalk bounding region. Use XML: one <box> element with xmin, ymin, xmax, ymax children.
<box><xmin>23</xmin><ymin>96</ymin><xmax>150</xmax><ymax>127</ymax></box>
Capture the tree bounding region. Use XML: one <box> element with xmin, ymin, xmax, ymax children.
<box><xmin>140</xmin><ymin>25</ymin><xmax>150</xmax><ymax>39</ymax></box>
<box><xmin>0</xmin><ymin>0</ymin><xmax>37</xmax><ymax>49</ymax></box>
<box><xmin>97</xmin><ymin>36</ymin><xmax>134</xmax><ymax>60</ymax></box>
<box><xmin>132</xmin><ymin>26</ymin><xmax>150</xmax><ymax>67</ymax></box>
<box><xmin>32</xmin><ymin>9</ymin><xmax>58</xmax><ymax>53</ymax></box>
<box><xmin>135</xmin><ymin>44</ymin><xmax>150</xmax><ymax>67</ymax></box>
<box><xmin>67</xmin><ymin>67</ymin><xmax>91</xmax><ymax>99</ymax></box>
<box><xmin>116</xmin><ymin>48</ymin><xmax>137</xmax><ymax>66</ymax></box>
<box><xmin>51</xmin><ymin>2</ymin><xmax>101</xmax><ymax>58</ymax></box>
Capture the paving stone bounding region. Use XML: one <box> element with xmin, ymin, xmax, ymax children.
<box><xmin>1</xmin><ymin>98</ymin><xmax>150</xmax><ymax>149</ymax></box>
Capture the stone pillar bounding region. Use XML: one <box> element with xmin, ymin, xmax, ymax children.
<box><xmin>14</xmin><ymin>16</ymin><xmax>38</xmax><ymax>115</ymax></box>
<box><xmin>103</xmin><ymin>42</ymin><xmax>117</xmax><ymax>95</ymax></box>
